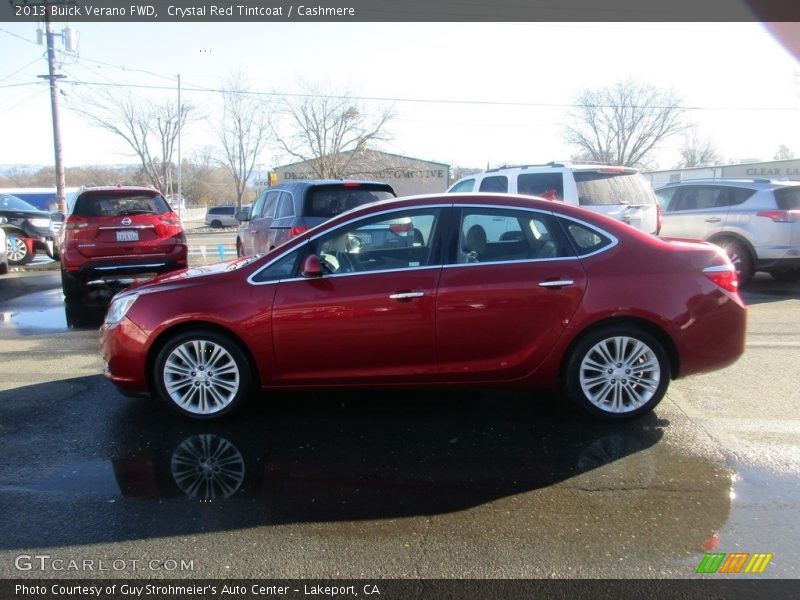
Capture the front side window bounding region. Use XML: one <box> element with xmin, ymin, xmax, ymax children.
<box><xmin>250</xmin><ymin>194</ymin><xmax>267</xmax><ymax>218</ymax></box>
<box><xmin>315</xmin><ymin>209</ymin><xmax>442</xmax><ymax>275</ymax></box>
<box><xmin>261</xmin><ymin>191</ymin><xmax>280</xmax><ymax>218</ymax></box>
<box><xmin>448</xmin><ymin>178</ymin><xmax>475</xmax><ymax>193</ymax></box>
<box><xmin>251</xmin><ymin>247</ymin><xmax>303</xmax><ymax>283</ymax></box>
<box><xmin>457</xmin><ymin>208</ymin><xmax>571</xmax><ymax>264</ymax></box>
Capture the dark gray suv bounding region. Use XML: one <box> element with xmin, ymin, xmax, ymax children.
<box><xmin>236</xmin><ymin>180</ymin><xmax>396</xmax><ymax>257</ymax></box>
<box><xmin>656</xmin><ymin>178</ymin><xmax>800</xmax><ymax>283</ymax></box>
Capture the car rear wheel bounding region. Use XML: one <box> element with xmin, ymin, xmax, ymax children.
<box><xmin>6</xmin><ymin>234</ymin><xmax>33</xmax><ymax>265</ymax></box>
<box><xmin>715</xmin><ymin>238</ymin><xmax>754</xmax><ymax>285</ymax></box>
<box><xmin>61</xmin><ymin>267</ymin><xmax>84</xmax><ymax>301</ymax></box>
<box><xmin>564</xmin><ymin>327</ymin><xmax>670</xmax><ymax>420</ymax></box>
<box><xmin>154</xmin><ymin>330</ymin><xmax>252</xmax><ymax>419</ymax></box>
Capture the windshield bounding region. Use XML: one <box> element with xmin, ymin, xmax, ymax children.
<box><xmin>0</xmin><ymin>194</ymin><xmax>40</xmax><ymax>212</ymax></box>
<box><xmin>574</xmin><ymin>172</ymin><xmax>656</xmax><ymax>206</ymax></box>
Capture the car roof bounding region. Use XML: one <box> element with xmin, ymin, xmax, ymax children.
<box><xmin>656</xmin><ymin>178</ymin><xmax>800</xmax><ymax>189</ymax></box>
<box><xmin>77</xmin><ymin>186</ymin><xmax>163</xmax><ymax>194</ymax></box>
<box><xmin>266</xmin><ymin>180</ymin><xmax>395</xmax><ymax>193</ymax></box>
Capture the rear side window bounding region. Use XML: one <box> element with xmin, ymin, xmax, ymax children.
<box><xmin>73</xmin><ymin>192</ymin><xmax>170</xmax><ymax>217</ymax></box>
<box><xmin>478</xmin><ymin>176</ymin><xmax>508</xmax><ymax>193</ymax></box>
<box><xmin>574</xmin><ymin>172</ymin><xmax>655</xmax><ymax>206</ymax></box>
<box><xmin>304</xmin><ymin>186</ymin><xmax>395</xmax><ymax>218</ymax></box>
<box><xmin>517</xmin><ymin>173</ymin><xmax>564</xmax><ymax>201</ymax></box>
<box><xmin>560</xmin><ymin>219</ymin><xmax>615</xmax><ymax>256</ymax></box>
<box><xmin>668</xmin><ymin>186</ymin><xmax>755</xmax><ymax>212</ymax></box>
<box><xmin>775</xmin><ymin>187</ymin><xmax>800</xmax><ymax>210</ymax></box>
<box><xmin>275</xmin><ymin>192</ymin><xmax>295</xmax><ymax>219</ymax></box>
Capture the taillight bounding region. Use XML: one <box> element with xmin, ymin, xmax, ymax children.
<box><xmin>290</xmin><ymin>225</ymin><xmax>309</xmax><ymax>237</ymax></box>
<box><xmin>64</xmin><ymin>216</ymin><xmax>89</xmax><ymax>230</ymax></box>
<box><xmin>757</xmin><ymin>210</ymin><xmax>800</xmax><ymax>223</ymax></box>
<box><xmin>343</xmin><ymin>182</ymin><xmax>361</xmax><ymax>188</ymax></box>
<box><xmin>656</xmin><ymin>203</ymin><xmax>663</xmax><ymax>235</ymax></box>
<box><xmin>703</xmin><ymin>264</ymin><xmax>739</xmax><ymax>293</ymax></box>
<box><xmin>389</xmin><ymin>222</ymin><xmax>413</xmax><ymax>234</ymax></box>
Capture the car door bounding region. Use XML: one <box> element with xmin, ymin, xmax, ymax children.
<box><xmin>436</xmin><ymin>206</ymin><xmax>587</xmax><ymax>382</ymax></box>
<box><xmin>268</xmin><ymin>192</ymin><xmax>296</xmax><ymax>249</ymax></box>
<box><xmin>659</xmin><ymin>185</ymin><xmax>730</xmax><ymax>240</ymax></box>
<box><xmin>270</xmin><ymin>207</ymin><xmax>445</xmax><ymax>385</ymax></box>
<box><xmin>239</xmin><ymin>192</ymin><xmax>267</xmax><ymax>255</ymax></box>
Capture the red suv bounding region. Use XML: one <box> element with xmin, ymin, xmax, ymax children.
<box><xmin>57</xmin><ymin>186</ymin><xmax>187</xmax><ymax>300</ymax></box>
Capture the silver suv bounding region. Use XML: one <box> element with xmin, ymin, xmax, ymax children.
<box><xmin>655</xmin><ymin>178</ymin><xmax>800</xmax><ymax>283</ymax></box>
<box><xmin>447</xmin><ymin>162</ymin><xmax>661</xmax><ymax>235</ymax></box>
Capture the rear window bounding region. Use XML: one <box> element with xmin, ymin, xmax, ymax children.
<box><xmin>775</xmin><ymin>187</ymin><xmax>800</xmax><ymax>210</ymax></box>
<box><xmin>304</xmin><ymin>186</ymin><xmax>395</xmax><ymax>218</ymax></box>
<box><xmin>574</xmin><ymin>172</ymin><xmax>655</xmax><ymax>206</ymax></box>
<box><xmin>73</xmin><ymin>192</ymin><xmax>171</xmax><ymax>217</ymax></box>
<box><xmin>478</xmin><ymin>176</ymin><xmax>508</xmax><ymax>193</ymax></box>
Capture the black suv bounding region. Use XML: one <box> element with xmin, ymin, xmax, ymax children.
<box><xmin>0</xmin><ymin>193</ymin><xmax>55</xmax><ymax>265</ymax></box>
<box><xmin>236</xmin><ymin>180</ymin><xmax>396</xmax><ymax>256</ymax></box>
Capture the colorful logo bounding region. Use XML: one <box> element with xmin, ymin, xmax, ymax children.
<box><xmin>696</xmin><ymin>552</ymin><xmax>773</xmax><ymax>574</ymax></box>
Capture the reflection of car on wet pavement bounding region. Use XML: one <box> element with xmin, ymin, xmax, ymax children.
<box><xmin>101</xmin><ymin>193</ymin><xmax>747</xmax><ymax>421</ymax></box>
<box><xmin>0</xmin><ymin>193</ymin><xmax>55</xmax><ymax>265</ymax></box>
<box><xmin>56</xmin><ymin>186</ymin><xmax>188</xmax><ymax>301</ymax></box>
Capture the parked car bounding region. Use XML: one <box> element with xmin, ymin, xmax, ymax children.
<box><xmin>236</xmin><ymin>180</ymin><xmax>396</xmax><ymax>257</ymax></box>
<box><xmin>447</xmin><ymin>163</ymin><xmax>662</xmax><ymax>235</ymax></box>
<box><xmin>0</xmin><ymin>227</ymin><xmax>8</xmax><ymax>275</ymax></box>
<box><xmin>655</xmin><ymin>178</ymin><xmax>800</xmax><ymax>283</ymax></box>
<box><xmin>0</xmin><ymin>193</ymin><xmax>55</xmax><ymax>265</ymax></box>
<box><xmin>205</xmin><ymin>205</ymin><xmax>239</xmax><ymax>228</ymax></box>
<box><xmin>100</xmin><ymin>193</ymin><xmax>746</xmax><ymax>421</ymax></box>
<box><xmin>55</xmin><ymin>186</ymin><xmax>188</xmax><ymax>300</ymax></box>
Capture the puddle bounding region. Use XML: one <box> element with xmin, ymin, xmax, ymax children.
<box><xmin>0</xmin><ymin>304</ymin><xmax>106</xmax><ymax>333</ymax></box>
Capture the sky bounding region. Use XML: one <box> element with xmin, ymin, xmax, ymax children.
<box><xmin>1</xmin><ymin>21</ymin><xmax>799</xmax><ymax>173</ymax></box>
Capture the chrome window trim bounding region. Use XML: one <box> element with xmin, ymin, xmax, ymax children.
<box><xmin>246</xmin><ymin>202</ymin><xmax>619</xmax><ymax>285</ymax></box>
<box><xmin>247</xmin><ymin>204</ymin><xmax>453</xmax><ymax>286</ymax></box>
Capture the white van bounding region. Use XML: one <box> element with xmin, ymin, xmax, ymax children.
<box><xmin>447</xmin><ymin>162</ymin><xmax>661</xmax><ymax>235</ymax></box>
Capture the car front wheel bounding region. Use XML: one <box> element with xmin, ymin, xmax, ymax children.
<box><xmin>154</xmin><ymin>330</ymin><xmax>253</xmax><ymax>419</ymax></box>
<box><xmin>564</xmin><ymin>327</ymin><xmax>670</xmax><ymax>420</ymax></box>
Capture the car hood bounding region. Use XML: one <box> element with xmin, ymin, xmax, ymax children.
<box><xmin>0</xmin><ymin>208</ymin><xmax>51</xmax><ymax>219</ymax></box>
<box><xmin>123</xmin><ymin>255</ymin><xmax>264</xmax><ymax>296</ymax></box>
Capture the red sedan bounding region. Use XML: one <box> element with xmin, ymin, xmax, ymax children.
<box><xmin>100</xmin><ymin>194</ymin><xmax>746</xmax><ymax>420</ymax></box>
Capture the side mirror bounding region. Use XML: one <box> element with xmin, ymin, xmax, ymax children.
<box><xmin>300</xmin><ymin>254</ymin><xmax>323</xmax><ymax>278</ymax></box>
<box><xmin>50</xmin><ymin>212</ymin><xmax>65</xmax><ymax>222</ymax></box>
<box><xmin>235</xmin><ymin>210</ymin><xmax>250</xmax><ymax>222</ymax></box>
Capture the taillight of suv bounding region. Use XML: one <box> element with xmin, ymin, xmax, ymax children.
<box><xmin>756</xmin><ymin>210</ymin><xmax>800</xmax><ymax>223</ymax></box>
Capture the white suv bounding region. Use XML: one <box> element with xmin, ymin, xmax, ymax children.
<box><xmin>447</xmin><ymin>162</ymin><xmax>661</xmax><ymax>235</ymax></box>
<box><xmin>655</xmin><ymin>178</ymin><xmax>800</xmax><ymax>283</ymax></box>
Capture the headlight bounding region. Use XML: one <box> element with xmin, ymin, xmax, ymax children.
<box><xmin>105</xmin><ymin>294</ymin><xmax>139</xmax><ymax>324</ymax></box>
<box><xmin>27</xmin><ymin>218</ymin><xmax>51</xmax><ymax>228</ymax></box>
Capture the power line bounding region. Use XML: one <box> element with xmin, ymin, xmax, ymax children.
<box><xmin>58</xmin><ymin>78</ymin><xmax>800</xmax><ymax>113</ymax></box>
<box><xmin>0</xmin><ymin>56</ymin><xmax>44</xmax><ymax>84</ymax></box>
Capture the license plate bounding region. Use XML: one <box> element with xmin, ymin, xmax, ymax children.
<box><xmin>116</xmin><ymin>230</ymin><xmax>139</xmax><ymax>242</ymax></box>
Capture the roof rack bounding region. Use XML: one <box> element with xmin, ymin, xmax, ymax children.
<box><xmin>486</xmin><ymin>162</ymin><xmax>565</xmax><ymax>172</ymax></box>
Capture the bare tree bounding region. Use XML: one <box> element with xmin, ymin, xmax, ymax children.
<box><xmin>774</xmin><ymin>144</ymin><xmax>795</xmax><ymax>160</ymax></box>
<box><xmin>273</xmin><ymin>83</ymin><xmax>394</xmax><ymax>178</ymax></box>
<box><xmin>564</xmin><ymin>80</ymin><xmax>685</xmax><ymax>168</ymax></box>
<box><xmin>216</xmin><ymin>73</ymin><xmax>271</xmax><ymax>209</ymax></box>
<box><xmin>676</xmin><ymin>127</ymin><xmax>721</xmax><ymax>168</ymax></box>
<box><xmin>69</xmin><ymin>90</ymin><xmax>192</xmax><ymax>196</ymax></box>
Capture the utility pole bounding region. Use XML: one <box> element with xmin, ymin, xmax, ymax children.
<box><xmin>37</xmin><ymin>2</ymin><xmax>67</xmax><ymax>213</ymax></box>
<box><xmin>177</xmin><ymin>73</ymin><xmax>182</xmax><ymax>220</ymax></box>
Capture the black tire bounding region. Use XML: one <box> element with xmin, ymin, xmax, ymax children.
<box><xmin>770</xmin><ymin>270</ymin><xmax>800</xmax><ymax>282</ymax></box>
<box><xmin>153</xmin><ymin>329</ymin><xmax>253</xmax><ymax>419</ymax></box>
<box><xmin>61</xmin><ymin>267</ymin><xmax>84</xmax><ymax>301</ymax></box>
<box><xmin>0</xmin><ymin>259</ymin><xmax>7</xmax><ymax>275</ymax></box>
<box><xmin>715</xmin><ymin>238</ymin><xmax>754</xmax><ymax>285</ymax></box>
<box><xmin>6</xmin><ymin>234</ymin><xmax>33</xmax><ymax>265</ymax></box>
<box><xmin>210</xmin><ymin>219</ymin><xmax>222</xmax><ymax>229</ymax></box>
<box><xmin>236</xmin><ymin>239</ymin><xmax>244</xmax><ymax>258</ymax></box>
<box><xmin>564</xmin><ymin>326</ymin><xmax>670</xmax><ymax>420</ymax></box>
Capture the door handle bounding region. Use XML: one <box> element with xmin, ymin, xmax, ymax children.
<box><xmin>389</xmin><ymin>291</ymin><xmax>425</xmax><ymax>300</ymax></box>
<box><xmin>705</xmin><ymin>217</ymin><xmax>722</xmax><ymax>223</ymax></box>
<box><xmin>538</xmin><ymin>280</ymin><xmax>574</xmax><ymax>288</ymax></box>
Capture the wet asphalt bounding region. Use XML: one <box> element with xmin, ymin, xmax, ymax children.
<box><xmin>0</xmin><ymin>271</ymin><xmax>798</xmax><ymax>579</ymax></box>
